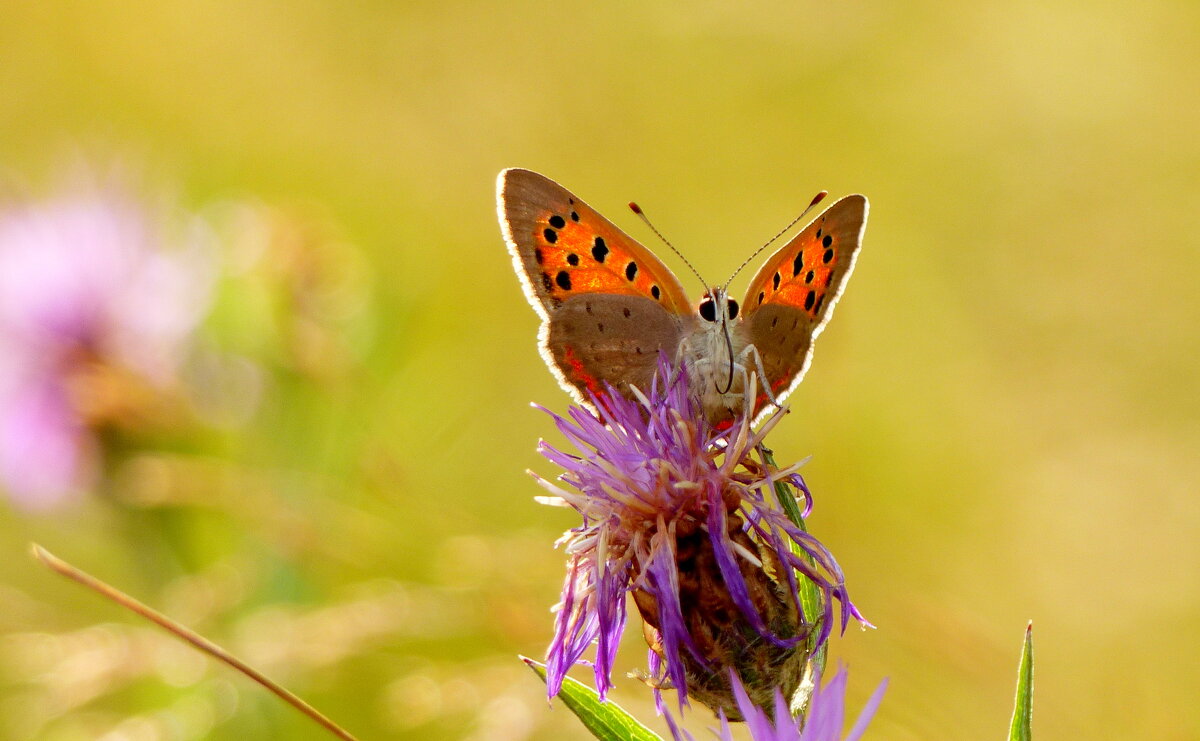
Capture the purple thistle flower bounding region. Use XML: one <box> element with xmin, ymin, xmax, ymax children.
<box><xmin>667</xmin><ymin>667</ymin><xmax>887</xmax><ymax>741</ymax></box>
<box><xmin>533</xmin><ymin>355</ymin><xmax>865</xmax><ymax>719</ymax></box>
<box><xmin>0</xmin><ymin>182</ymin><xmax>213</xmax><ymax>509</ymax></box>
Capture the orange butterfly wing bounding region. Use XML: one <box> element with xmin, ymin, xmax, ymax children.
<box><xmin>498</xmin><ymin>169</ymin><xmax>690</xmax><ymax>318</ymax></box>
<box><xmin>497</xmin><ymin>169</ymin><xmax>693</xmax><ymax>406</ymax></box>
<box><xmin>740</xmin><ymin>195</ymin><xmax>868</xmax><ymax>412</ymax></box>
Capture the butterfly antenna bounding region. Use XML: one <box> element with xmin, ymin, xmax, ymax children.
<box><xmin>723</xmin><ymin>190</ymin><xmax>828</xmax><ymax>292</ymax></box>
<box><xmin>629</xmin><ymin>202</ymin><xmax>709</xmax><ymax>290</ymax></box>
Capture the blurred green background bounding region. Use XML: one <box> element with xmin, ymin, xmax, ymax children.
<box><xmin>1</xmin><ymin>1</ymin><xmax>1198</xmax><ymax>739</ymax></box>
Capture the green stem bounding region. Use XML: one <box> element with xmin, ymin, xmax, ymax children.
<box><xmin>758</xmin><ymin>445</ymin><xmax>828</xmax><ymax>698</ymax></box>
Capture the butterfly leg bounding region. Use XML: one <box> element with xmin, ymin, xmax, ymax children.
<box><xmin>728</xmin><ymin>350</ymin><xmax>761</xmax><ymax>414</ymax></box>
<box><xmin>668</xmin><ymin>336</ymin><xmax>693</xmax><ymax>391</ymax></box>
<box><xmin>740</xmin><ymin>343</ymin><xmax>782</xmax><ymax>411</ymax></box>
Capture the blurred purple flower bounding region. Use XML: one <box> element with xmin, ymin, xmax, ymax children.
<box><xmin>533</xmin><ymin>356</ymin><xmax>865</xmax><ymax>718</ymax></box>
<box><xmin>0</xmin><ymin>185</ymin><xmax>213</xmax><ymax>509</ymax></box>
<box><xmin>665</xmin><ymin>668</ymin><xmax>887</xmax><ymax>741</ymax></box>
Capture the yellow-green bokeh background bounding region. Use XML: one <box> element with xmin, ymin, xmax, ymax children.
<box><xmin>2</xmin><ymin>1</ymin><xmax>1198</xmax><ymax>739</ymax></box>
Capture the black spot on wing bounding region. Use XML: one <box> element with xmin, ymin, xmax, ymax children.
<box><xmin>792</xmin><ymin>252</ymin><xmax>804</xmax><ymax>277</ymax></box>
<box><xmin>592</xmin><ymin>237</ymin><xmax>608</xmax><ymax>263</ymax></box>
<box><xmin>626</xmin><ymin>261</ymin><xmax>638</xmax><ymax>281</ymax></box>
<box><xmin>549</xmin><ymin>215</ymin><xmax>566</xmax><ymax>229</ymax></box>
<box><xmin>651</xmin><ymin>285</ymin><xmax>661</xmax><ymax>300</ymax></box>
<box><xmin>773</xmin><ymin>272</ymin><xmax>781</xmax><ymax>290</ymax></box>
<box><xmin>804</xmin><ymin>290</ymin><xmax>815</xmax><ymax>310</ymax></box>
<box><xmin>822</xmin><ymin>234</ymin><xmax>833</xmax><ymax>248</ymax></box>
<box><xmin>567</xmin><ymin>253</ymin><xmax>580</xmax><ymax>266</ymax></box>
<box><xmin>544</xmin><ymin>228</ymin><xmax>558</xmax><ymax>244</ymax></box>
<box><xmin>556</xmin><ymin>271</ymin><xmax>572</xmax><ymax>290</ymax></box>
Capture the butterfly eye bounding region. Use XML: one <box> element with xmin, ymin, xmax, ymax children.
<box><xmin>726</xmin><ymin>299</ymin><xmax>739</xmax><ymax>320</ymax></box>
<box><xmin>698</xmin><ymin>298</ymin><xmax>717</xmax><ymax>322</ymax></box>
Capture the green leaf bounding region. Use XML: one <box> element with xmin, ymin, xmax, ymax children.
<box><xmin>1008</xmin><ymin>622</ymin><xmax>1035</xmax><ymax>741</ymax></box>
<box><xmin>522</xmin><ymin>657</ymin><xmax>664</xmax><ymax>741</ymax></box>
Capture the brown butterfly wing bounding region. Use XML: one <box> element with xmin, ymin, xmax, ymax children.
<box><xmin>740</xmin><ymin>194</ymin><xmax>867</xmax><ymax>413</ymax></box>
<box><xmin>497</xmin><ymin>169</ymin><xmax>693</xmax><ymax>406</ymax></box>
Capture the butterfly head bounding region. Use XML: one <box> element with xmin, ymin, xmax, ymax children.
<box><xmin>697</xmin><ymin>287</ymin><xmax>739</xmax><ymax>325</ymax></box>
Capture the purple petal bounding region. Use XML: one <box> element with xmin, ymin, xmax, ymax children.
<box><xmin>801</xmin><ymin>669</ymin><xmax>848</xmax><ymax>741</ymax></box>
<box><xmin>844</xmin><ymin>677</ymin><xmax>888</xmax><ymax>741</ymax></box>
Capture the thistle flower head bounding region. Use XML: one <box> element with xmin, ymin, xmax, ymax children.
<box><xmin>533</xmin><ymin>355</ymin><xmax>864</xmax><ymax>718</ymax></box>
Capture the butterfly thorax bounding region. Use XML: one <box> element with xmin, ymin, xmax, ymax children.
<box><xmin>683</xmin><ymin>288</ymin><xmax>753</xmax><ymax>425</ymax></box>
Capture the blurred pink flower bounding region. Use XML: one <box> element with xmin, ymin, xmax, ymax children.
<box><xmin>0</xmin><ymin>185</ymin><xmax>214</xmax><ymax>509</ymax></box>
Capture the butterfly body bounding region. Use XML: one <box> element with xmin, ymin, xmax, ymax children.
<box><xmin>497</xmin><ymin>169</ymin><xmax>866</xmax><ymax>426</ymax></box>
<box><xmin>678</xmin><ymin>287</ymin><xmax>753</xmax><ymax>423</ymax></box>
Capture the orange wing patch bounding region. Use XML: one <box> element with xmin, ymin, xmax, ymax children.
<box><xmin>530</xmin><ymin>205</ymin><xmax>687</xmax><ymax>314</ymax></box>
<box><xmin>748</xmin><ymin>226</ymin><xmax>840</xmax><ymax>320</ymax></box>
<box><xmin>743</xmin><ymin>195</ymin><xmax>867</xmax><ymax>326</ymax></box>
<box><xmin>498</xmin><ymin>169</ymin><xmax>691</xmax><ymax>318</ymax></box>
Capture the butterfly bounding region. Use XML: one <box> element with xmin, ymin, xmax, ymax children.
<box><xmin>497</xmin><ymin>169</ymin><xmax>867</xmax><ymax>426</ymax></box>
